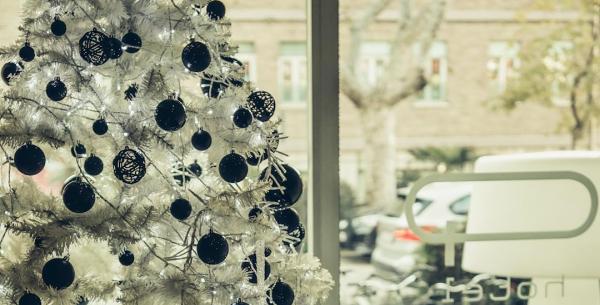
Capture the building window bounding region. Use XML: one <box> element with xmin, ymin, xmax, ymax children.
<box><xmin>358</xmin><ymin>41</ymin><xmax>391</xmax><ymax>86</ymax></box>
<box><xmin>545</xmin><ymin>41</ymin><xmax>573</xmax><ymax>106</ymax></box>
<box><xmin>235</xmin><ymin>42</ymin><xmax>257</xmax><ymax>83</ymax></box>
<box><xmin>417</xmin><ymin>41</ymin><xmax>448</xmax><ymax>102</ymax></box>
<box><xmin>278</xmin><ymin>42</ymin><xmax>307</xmax><ymax>103</ymax></box>
<box><xmin>487</xmin><ymin>41</ymin><xmax>520</xmax><ymax>93</ymax></box>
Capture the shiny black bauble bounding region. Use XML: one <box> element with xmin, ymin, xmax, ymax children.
<box><xmin>268</xmin><ymin>281</ymin><xmax>295</xmax><ymax>305</ymax></box>
<box><xmin>122</xmin><ymin>32</ymin><xmax>142</xmax><ymax>53</ymax></box>
<box><xmin>233</xmin><ymin>107</ymin><xmax>252</xmax><ymax>128</ymax></box>
<box><xmin>46</xmin><ymin>78</ymin><xmax>67</xmax><ymax>101</ymax></box>
<box><xmin>119</xmin><ymin>250</ymin><xmax>135</xmax><ymax>266</ymax></box>
<box><xmin>102</xmin><ymin>37</ymin><xmax>123</xmax><ymax>59</ymax></box>
<box><xmin>84</xmin><ymin>155</ymin><xmax>103</xmax><ymax>176</ymax></box>
<box><xmin>92</xmin><ymin>118</ymin><xmax>108</xmax><ymax>135</ymax></box>
<box><xmin>71</xmin><ymin>143</ymin><xmax>86</xmax><ymax>158</ymax></box>
<box><xmin>170</xmin><ymin>198</ymin><xmax>192</xmax><ymax>220</ymax></box>
<box><xmin>181</xmin><ymin>40</ymin><xmax>211</xmax><ymax>72</ymax></box>
<box><xmin>14</xmin><ymin>143</ymin><xmax>45</xmax><ymax>176</ymax></box>
<box><xmin>19</xmin><ymin>43</ymin><xmax>35</xmax><ymax>62</ymax></box>
<box><xmin>206</xmin><ymin>1</ymin><xmax>226</xmax><ymax>20</ymax></box>
<box><xmin>218</xmin><ymin>152</ymin><xmax>248</xmax><ymax>183</ymax></box>
<box><xmin>260</xmin><ymin>164</ymin><xmax>303</xmax><ymax>209</ymax></box>
<box><xmin>191</xmin><ymin>130</ymin><xmax>212</xmax><ymax>151</ymax></box>
<box><xmin>1</xmin><ymin>62</ymin><xmax>22</xmax><ymax>85</ymax></box>
<box><xmin>42</xmin><ymin>257</ymin><xmax>75</xmax><ymax>290</ymax></box>
<box><xmin>273</xmin><ymin>208</ymin><xmax>301</xmax><ymax>233</ymax></box>
<box><xmin>155</xmin><ymin>98</ymin><xmax>187</xmax><ymax>131</ymax></box>
<box><xmin>19</xmin><ymin>293</ymin><xmax>41</xmax><ymax>305</ymax></box>
<box><xmin>197</xmin><ymin>232</ymin><xmax>229</xmax><ymax>265</ymax></box>
<box><xmin>50</xmin><ymin>18</ymin><xmax>66</xmax><ymax>36</ymax></box>
<box><xmin>62</xmin><ymin>178</ymin><xmax>95</xmax><ymax>213</ymax></box>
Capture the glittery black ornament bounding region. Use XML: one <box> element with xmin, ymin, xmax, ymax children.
<box><xmin>46</xmin><ymin>77</ymin><xmax>67</xmax><ymax>101</ymax></box>
<box><xmin>181</xmin><ymin>40</ymin><xmax>211</xmax><ymax>72</ymax></box>
<box><xmin>124</xmin><ymin>84</ymin><xmax>138</xmax><ymax>101</ymax></box>
<box><xmin>200</xmin><ymin>76</ymin><xmax>226</xmax><ymax>98</ymax></box>
<box><xmin>92</xmin><ymin>118</ymin><xmax>108</xmax><ymax>135</ymax></box>
<box><xmin>79</xmin><ymin>29</ymin><xmax>109</xmax><ymax>66</ymax></box>
<box><xmin>14</xmin><ymin>142</ymin><xmax>45</xmax><ymax>175</ymax></box>
<box><xmin>191</xmin><ymin>130</ymin><xmax>212</xmax><ymax>151</ymax></box>
<box><xmin>247</xmin><ymin>91</ymin><xmax>276</xmax><ymax>122</ymax></box>
<box><xmin>170</xmin><ymin>198</ymin><xmax>192</xmax><ymax>220</ymax></box>
<box><xmin>71</xmin><ymin>142</ymin><xmax>86</xmax><ymax>158</ymax></box>
<box><xmin>50</xmin><ymin>18</ymin><xmax>66</xmax><ymax>36</ymax></box>
<box><xmin>197</xmin><ymin>231</ymin><xmax>229</xmax><ymax>265</ymax></box>
<box><xmin>42</xmin><ymin>257</ymin><xmax>75</xmax><ymax>290</ymax></box>
<box><xmin>218</xmin><ymin>152</ymin><xmax>248</xmax><ymax>183</ymax></box>
<box><xmin>154</xmin><ymin>98</ymin><xmax>187</xmax><ymax>131</ymax></box>
<box><xmin>1</xmin><ymin>62</ymin><xmax>22</xmax><ymax>85</ymax></box>
<box><xmin>121</xmin><ymin>32</ymin><xmax>142</xmax><ymax>53</ymax></box>
<box><xmin>233</xmin><ymin>107</ymin><xmax>252</xmax><ymax>128</ymax></box>
<box><xmin>113</xmin><ymin>147</ymin><xmax>146</xmax><ymax>184</ymax></box>
<box><xmin>273</xmin><ymin>208</ymin><xmax>301</xmax><ymax>233</ymax></box>
<box><xmin>84</xmin><ymin>155</ymin><xmax>103</xmax><ymax>176</ymax></box>
<box><xmin>260</xmin><ymin>164</ymin><xmax>303</xmax><ymax>209</ymax></box>
<box><xmin>241</xmin><ymin>254</ymin><xmax>271</xmax><ymax>284</ymax></box>
<box><xmin>206</xmin><ymin>0</ymin><xmax>226</xmax><ymax>20</ymax></box>
<box><xmin>18</xmin><ymin>292</ymin><xmax>41</xmax><ymax>305</ymax></box>
<box><xmin>267</xmin><ymin>281</ymin><xmax>295</xmax><ymax>305</ymax></box>
<box><xmin>119</xmin><ymin>250</ymin><xmax>134</xmax><ymax>266</ymax></box>
<box><xmin>19</xmin><ymin>43</ymin><xmax>35</xmax><ymax>62</ymax></box>
<box><xmin>248</xmin><ymin>206</ymin><xmax>262</xmax><ymax>222</ymax></box>
<box><xmin>62</xmin><ymin>178</ymin><xmax>95</xmax><ymax>213</ymax></box>
<box><xmin>101</xmin><ymin>36</ymin><xmax>123</xmax><ymax>59</ymax></box>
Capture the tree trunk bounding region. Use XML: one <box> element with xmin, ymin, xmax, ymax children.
<box><xmin>359</xmin><ymin>105</ymin><xmax>398</xmax><ymax>209</ymax></box>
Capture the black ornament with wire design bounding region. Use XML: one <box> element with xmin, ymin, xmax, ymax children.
<box><xmin>14</xmin><ymin>142</ymin><xmax>45</xmax><ymax>176</ymax></box>
<box><xmin>206</xmin><ymin>0</ymin><xmax>226</xmax><ymax>20</ymax></box>
<box><xmin>182</xmin><ymin>40</ymin><xmax>211</xmax><ymax>72</ymax></box>
<box><xmin>1</xmin><ymin>62</ymin><xmax>22</xmax><ymax>85</ymax></box>
<box><xmin>170</xmin><ymin>198</ymin><xmax>192</xmax><ymax>220</ymax></box>
<box><xmin>259</xmin><ymin>164</ymin><xmax>303</xmax><ymax>209</ymax></box>
<box><xmin>46</xmin><ymin>77</ymin><xmax>67</xmax><ymax>101</ymax></box>
<box><xmin>119</xmin><ymin>250</ymin><xmax>135</xmax><ymax>266</ymax></box>
<box><xmin>233</xmin><ymin>107</ymin><xmax>252</xmax><ymax>128</ymax></box>
<box><xmin>102</xmin><ymin>36</ymin><xmax>123</xmax><ymax>59</ymax></box>
<box><xmin>42</xmin><ymin>257</ymin><xmax>75</xmax><ymax>290</ymax></box>
<box><xmin>84</xmin><ymin>154</ymin><xmax>103</xmax><ymax>176</ymax></box>
<box><xmin>155</xmin><ymin>97</ymin><xmax>187</xmax><ymax>131</ymax></box>
<box><xmin>197</xmin><ymin>231</ymin><xmax>229</xmax><ymax>265</ymax></box>
<box><xmin>122</xmin><ymin>31</ymin><xmax>142</xmax><ymax>53</ymax></box>
<box><xmin>191</xmin><ymin>129</ymin><xmax>212</xmax><ymax>151</ymax></box>
<box><xmin>18</xmin><ymin>292</ymin><xmax>41</xmax><ymax>305</ymax></box>
<box><xmin>247</xmin><ymin>91</ymin><xmax>276</xmax><ymax>122</ymax></box>
<box><xmin>79</xmin><ymin>28</ymin><xmax>109</xmax><ymax>66</ymax></box>
<box><xmin>19</xmin><ymin>42</ymin><xmax>35</xmax><ymax>62</ymax></box>
<box><xmin>113</xmin><ymin>147</ymin><xmax>146</xmax><ymax>184</ymax></box>
<box><xmin>92</xmin><ymin>118</ymin><xmax>108</xmax><ymax>135</ymax></box>
<box><xmin>50</xmin><ymin>17</ymin><xmax>66</xmax><ymax>36</ymax></box>
<box><xmin>218</xmin><ymin>152</ymin><xmax>248</xmax><ymax>183</ymax></box>
<box><xmin>62</xmin><ymin>177</ymin><xmax>95</xmax><ymax>213</ymax></box>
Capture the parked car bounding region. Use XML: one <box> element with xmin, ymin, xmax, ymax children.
<box><xmin>340</xmin><ymin>213</ymin><xmax>379</xmax><ymax>256</ymax></box>
<box><xmin>371</xmin><ymin>182</ymin><xmax>472</xmax><ymax>281</ymax></box>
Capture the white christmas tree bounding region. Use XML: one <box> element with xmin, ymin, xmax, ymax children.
<box><xmin>0</xmin><ymin>1</ymin><xmax>332</xmax><ymax>305</ymax></box>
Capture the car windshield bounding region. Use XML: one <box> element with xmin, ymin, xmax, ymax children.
<box><xmin>385</xmin><ymin>194</ymin><xmax>431</xmax><ymax>217</ymax></box>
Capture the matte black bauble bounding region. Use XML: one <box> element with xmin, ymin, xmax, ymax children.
<box><xmin>121</xmin><ymin>32</ymin><xmax>142</xmax><ymax>53</ymax></box>
<box><xmin>113</xmin><ymin>147</ymin><xmax>146</xmax><ymax>184</ymax></box>
<box><xmin>14</xmin><ymin>143</ymin><xmax>45</xmax><ymax>176</ymax></box>
<box><xmin>62</xmin><ymin>178</ymin><xmax>95</xmax><ymax>213</ymax></box>
<box><xmin>170</xmin><ymin>198</ymin><xmax>192</xmax><ymax>220</ymax></box>
<box><xmin>84</xmin><ymin>155</ymin><xmax>103</xmax><ymax>176</ymax></box>
<box><xmin>196</xmin><ymin>231</ymin><xmax>229</xmax><ymax>265</ymax></box>
<box><xmin>241</xmin><ymin>255</ymin><xmax>271</xmax><ymax>284</ymax></box>
<box><xmin>260</xmin><ymin>164</ymin><xmax>303</xmax><ymax>209</ymax></box>
<box><xmin>248</xmin><ymin>206</ymin><xmax>262</xmax><ymax>222</ymax></box>
<box><xmin>102</xmin><ymin>37</ymin><xmax>123</xmax><ymax>59</ymax></box>
<box><xmin>50</xmin><ymin>18</ymin><xmax>66</xmax><ymax>36</ymax></box>
<box><xmin>191</xmin><ymin>130</ymin><xmax>212</xmax><ymax>151</ymax></box>
<box><xmin>273</xmin><ymin>208</ymin><xmax>301</xmax><ymax>233</ymax></box>
<box><xmin>267</xmin><ymin>281</ymin><xmax>295</xmax><ymax>305</ymax></box>
<box><xmin>154</xmin><ymin>98</ymin><xmax>187</xmax><ymax>131</ymax></box>
<box><xmin>119</xmin><ymin>250</ymin><xmax>135</xmax><ymax>266</ymax></box>
<box><xmin>181</xmin><ymin>40</ymin><xmax>211</xmax><ymax>72</ymax></box>
<box><xmin>92</xmin><ymin>118</ymin><xmax>108</xmax><ymax>135</ymax></box>
<box><xmin>206</xmin><ymin>0</ymin><xmax>226</xmax><ymax>20</ymax></box>
<box><xmin>19</xmin><ymin>43</ymin><xmax>35</xmax><ymax>62</ymax></box>
<box><xmin>79</xmin><ymin>29</ymin><xmax>109</xmax><ymax>66</ymax></box>
<box><xmin>218</xmin><ymin>152</ymin><xmax>248</xmax><ymax>183</ymax></box>
<box><xmin>71</xmin><ymin>143</ymin><xmax>86</xmax><ymax>158</ymax></box>
<box><xmin>46</xmin><ymin>78</ymin><xmax>67</xmax><ymax>101</ymax></box>
<box><xmin>1</xmin><ymin>62</ymin><xmax>22</xmax><ymax>85</ymax></box>
<box><xmin>233</xmin><ymin>107</ymin><xmax>252</xmax><ymax>128</ymax></box>
<box><xmin>18</xmin><ymin>293</ymin><xmax>41</xmax><ymax>305</ymax></box>
<box><xmin>42</xmin><ymin>257</ymin><xmax>75</xmax><ymax>290</ymax></box>
<box><xmin>247</xmin><ymin>91</ymin><xmax>276</xmax><ymax>122</ymax></box>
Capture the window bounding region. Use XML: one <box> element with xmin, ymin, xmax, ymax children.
<box><xmin>278</xmin><ymin>42</ymin><xmax>307</xmax><ymax>103</ymax></box>
<box><xmin>487</xmin><ymin>41</ymin><xmax>520</xmax><ymax>93</ymax></box>
<box><xmin>235</xmin><ymin>42</ymin><xmax>257</xmax><ymax>83</ymax></box>
<box><xmin>545</xmin><ymin>41</ymin><xmax>573</xmax><ymax>106</ymax></box>
<box><xmin>417</xmin><ymin>41</ymin><xmax>448</xmax><ymax>102</ymax></box>
<box><xmin>449</xmin><ymin>195</ymin><xmax>470</xmax><ymax>216</ymax></box>
<box><xmin>358</xmin><ymin>41</ymin><xmax>390</xmax><ymax>86</ymax></box>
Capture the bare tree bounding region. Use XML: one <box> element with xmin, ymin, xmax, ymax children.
<box><xmin>341</xmin><ymin>0</ymin><xmax>446</xmax><ymax>208</ymax></box>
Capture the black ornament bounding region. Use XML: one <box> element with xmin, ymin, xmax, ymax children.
<box><xmin>70</xmin><ymin>142</ymin><xmax>86</xmax><ymax>158</ymax></box>
<box><xmin>19</xmin><ymin>43</ymin><xmax>35</xmax><ymax>62</ymax></box>
<box><xmin>14</xmin><ymin>142</ymin><xmax>45</xmax><ymax>175</ymax></box>
<box><xmin>191</xmin><ymin>130</ymin><xmax>212</xmax><ymax>151</ymax></box>
<box><xmin>42</xmin><ymin>257</ymin><xmax>75</xmax><ymax>290</ymax></box>
<box><xmin>46</xmin><ymin>78</ymin><xmax>67</xmax><ymax>101</ymax></box>
<box><xmin>173</xmin><ymin>161</ymin><xmax>203</xmax><ymax>186</ymax></box>
<box><xmin>84</xmin><ymin>155</ymin><xmax>103</xmax><ymax>176</ymax></box>
<box><xmin>284</xmin><ymin>223</ymin><xmax>305</xmax><ymax>248</ymax></box>
<box><xmin>232</xmin><ymin>299</ymin><xmax>249</xmax><ymax>305</ymax></box>
<box><xmin>79</xmin><ymin>29</ymin><xmax>109</xmax><ymax>66</ymax></box>
<box><xmin>1</xmin><ymin>62</ymin><xmax>23</xmax><ymax>85</ymax></box>
<box><xmin>247</xmin><ymin>91</ymin><xmax>276</xmax><ymax>122</ymax></box>
<box><xmin>248</xmin><ymin>206</ymin><xmax>262</xmax><ymax>222</ymax></box>
<box><xmin>19</xmin><ymin>293</ymin><xmax>41</xmax><ymax>305</ymax></box>
<box><xmin>119</xmin><ymin>250</ymin><xmax>135</xmax><ymax>266</ymax></box>
<box><xmin>76</xmin><ymin>296</ymin><xmax>88</xmax><ymax>305</ymax></box>
<box><xmin>273</xmin><ymin>208</ymin><xmax>301</xmax><ymax>233</ymax></box>
<box><xmin>246</xmin><ymin>150</ymin><xmax>267</xmax><ymax>166</ymax></box>
<box><xmin>121</xmin><ymin>32</ymin><xmax>142</xmax><ymax>53</ymax></box>
<box><xmin>196</xmin><ymin>231</ymin><xmax>229</xmax><ymax>265</ymax></box>
<box><xmin>62</xmin><ymin>178</ymin><xmax>95</xmax><ymax>213</ymax></box>
<box><xmin>200</xmin><ymin>76</ymin><xmax>226</xmax><ymax>98</ymax></box>
<box><xmin>188</xmin><ymin>161</ymin><xmax>202</xmax><ymax>177</ymax></box>
<box><xmin>260</xmin><ymin>164</ymin><xmax>303</xmax><ymax>209</ymax></box>
<box><xmin>233</xmin><ymin>107</ymin><xmax>252</xmax><ymax>128</ymax></box>
<box><xmin>170</xmin><ymin>198</ymin><xmax>192</xmax><ymax>220</ymax></box>
<box><xmin>50</xmin><ymin>18</ymin><xmax>66</xmax><ymax>36</ymax></box>
<box><xmin>268</xmin><ymin>130</ymin><xmax>280</xmax><ymax>151</ymax></box>
<box><xmin>154</xmin><ymin>98</ymin><xmax>187</xmax><ymax>131</ymax></box>
<box><xmin>34</xmin><ymin>236</ymin><xmax>45</xmax><ymax>248</ymax></box>
<box><xmin>241</xmin><ymin>254</ymin><xmax>271</xmax><ymax>284</ymax></box>
<box><xmin>113</xmin><ymin>147</ymin><xmax>146</xmax><ymax>184</ymax></box>
<box><xmin>182</xmin><ymin>40</ymin><xmax>211</xmax><ymax>72</ymax></box>
<box><xmin>206</xmin><ymin>0</ymin><xmax>226</xmax><ymax>20</ymax></box>
<box><xmin>268</xmin><ymin>281</ymin><xmax>295</xmax><ymax>305</ymax></box>
<box><xmin>218</xmin><ymin>152</ymin><xmax>248</xmax><ymax>183</ymax></box>
<box><xmin>92</xmin><ymin>118</ymin><xmax>108</xmax><ymax>135</ymax></box>
<box><xmin>124</xmin><ymin>84</ymin><xmax>138</xmax><ymax>101</ymax></box>
<box><xmin>102</xmin><ymin>36</ymin><xmax>123</xmax><ymax>59</ymax></box>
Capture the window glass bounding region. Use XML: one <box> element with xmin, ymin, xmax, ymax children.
<box><xmin>235</xmin><ymin>42</ymin><xmax>257</xmax><ymax>82</ymax></box>
<box><xmin>488</xmin><ymin>41</ymin><xmax>520</xmax><ymax>93</ymax></box>
<box><xmin>358</xmin><ymin>41</ymin><xmax>391</xmax><ymax>86</ymax></box>
<box><xmin>449</xmin><ymin>195</ymin><xmax>470</xmax><ymax>215</ymax></box>
<box><xmin>278</xmin><ymin>42</ymin><xmax>307</xmax><ymax>103</ymax></box>
<box><xmin>546</xmin><ymin>40</ymin><xmax>574</xmax><ymax>106</ymax></box>
<box><xmin>416</xmin><ymin>41</ymin><xmax>448</xmax><ymax>102</ymax></box>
